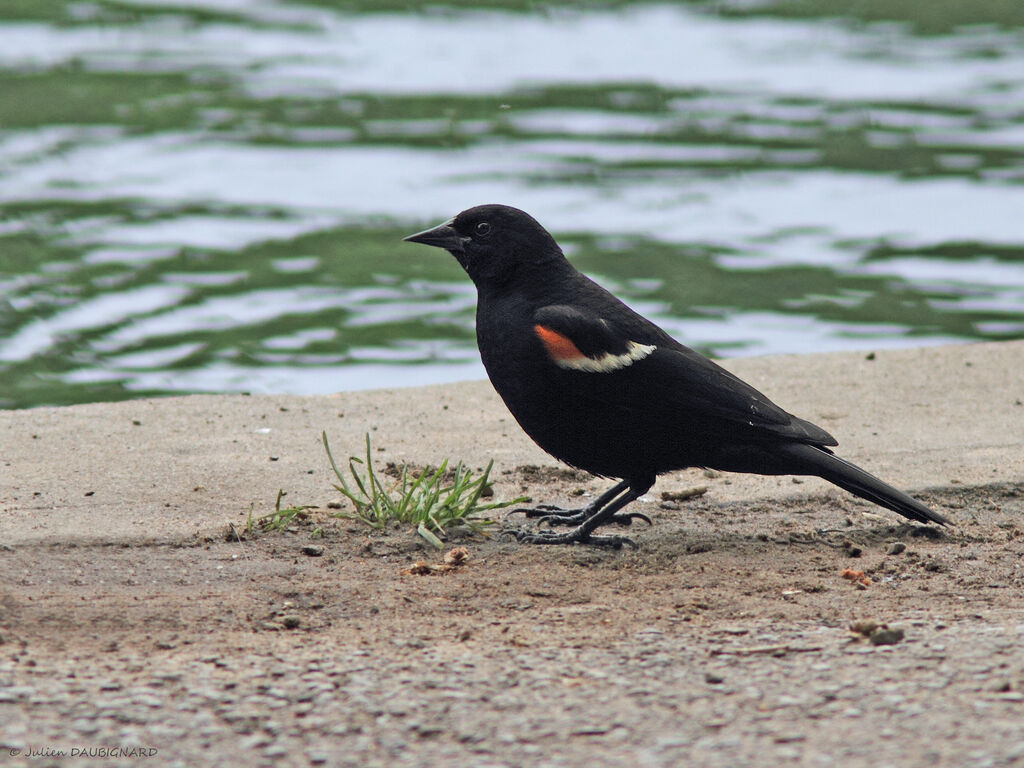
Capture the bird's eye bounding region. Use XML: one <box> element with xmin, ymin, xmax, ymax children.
<box><xmin>474</xmin><ymin>222</ymin><xmax>491</xmax><ymax>237</ymax></box>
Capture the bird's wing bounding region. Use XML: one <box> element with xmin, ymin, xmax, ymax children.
<box><xmin>532</xmin><ymin>304</ymin><xmax>655</xmax><ymax>371</ymax></box>
<box><xmin>532</xmin><ymin>304</ymin><xmax>837</xmax><ymax>447</ymax></box>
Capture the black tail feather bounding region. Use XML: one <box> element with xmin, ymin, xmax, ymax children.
<box><xmin>780</xmin><ymin>444</ymin><xmax>951</xmax><ymax>526</ymax></box>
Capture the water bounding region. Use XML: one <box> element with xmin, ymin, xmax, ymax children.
<box><xmin>1</xmin><ymin>1</ymin><xmax>1022</xmax><ymax>409</ymax></box>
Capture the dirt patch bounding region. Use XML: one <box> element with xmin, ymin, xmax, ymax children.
<box><xmin>2</xmin><ymin>483</ymin><xmax>1023</xmax><ymax>767</ymax></box>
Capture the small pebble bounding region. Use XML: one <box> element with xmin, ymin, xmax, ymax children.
<box><xmin>887</xmin><ymin>542</ymin><xmax>907</xmax><ymax>555</ymax></box>
<box><xmin>850</xmin><ymin>620</ymin><xmax>879</xmax><ymax>637</ymax></box>
<box><xmin>444</xmin><ymin>547</ymin><xmax>469</xmax><ymax>566</ymax></box>
<box><xmin>282</xmin><ymin>615</ymin><xmax>302</xmax><ymax>629</ymax></box>
<box><xmin>302</xmin><ymin>545</ymin><xmax>324</xmax><ymax>557</ymax></box>
<box><xmin>869</xmin><ymin>627</ymin><xmax>905</xmax><ymax>646</ymax></box>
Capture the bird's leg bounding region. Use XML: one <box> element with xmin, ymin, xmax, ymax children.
<box><xmin>513</xmin><ymin>480</ymin><xmax>652</xmax><ymax>528</ymax></box>
<box><xmin>507</xmin><ymin>479</ymin><xmax>654</xmax><ymax>548</ymax></box>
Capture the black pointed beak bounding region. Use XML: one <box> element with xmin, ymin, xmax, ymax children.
<box><xmin>403</xmin><ymin>219</ymin><xmax>465</xmax><ymax>253</ymax></box>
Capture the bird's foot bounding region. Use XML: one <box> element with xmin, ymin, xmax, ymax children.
<box><xmin>513</xmin><ymin>504</ymin><xmax>651</xmax><ymax>529</ymax></box>
<box><xmin>513</xmin><ymin>503</ymin><xmax>568</xmax><ymax>518</ymax></box>
<box><xmin>502</xmin><ymin>526</ymin><xmax>637</xmax><ymax>549</ymax></box>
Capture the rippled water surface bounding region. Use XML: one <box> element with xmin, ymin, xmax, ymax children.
<box><xmin>1</xmin><ymin>1</ymin><xmax>1023</xmax><ymax>408</ymax></box>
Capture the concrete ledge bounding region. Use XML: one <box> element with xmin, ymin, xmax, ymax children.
<box><xmin>2</xmin><ymin>340</ymin><xmax>1022</xmax><ymax>546</ymax></box>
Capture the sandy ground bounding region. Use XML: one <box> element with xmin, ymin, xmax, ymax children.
<box><xmin>1</xmin><ymin>340</ymin><xmax>1023</xmax><ymax>767</ymax></box>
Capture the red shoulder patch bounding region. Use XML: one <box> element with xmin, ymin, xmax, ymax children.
<box><xmin>534</xmin><ymin>324</ymin><xmax>584</xmax><ymax>363</ymax></box>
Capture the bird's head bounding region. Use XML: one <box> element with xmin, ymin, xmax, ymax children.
<box><xmin>404</xmin><ymin>204</ymin><xmax>564</xmax><ymax>288</ymax></box>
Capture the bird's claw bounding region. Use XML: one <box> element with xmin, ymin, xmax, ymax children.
<box><xmin>616</xmin><ymin>512</ymin><xmax>653</xmax><ymax>527</ymax></box>
<box><xmin>501</xmin><ymin>527</ymin><xmax>637</xmax><ymax>549</ymax></box>
<box><xmin>511</xmin><ymin>504</ymin><xmax>567</xmax><ymax>519</ymax></box>
<box><xmin>536</xmin><ymin>511</ymin><xmax>651</xmax><ymax>529</ymax></box>
<box><xmin>535</xmin><ymin>510</ymin><xmax>588</xmax><ymax>527</ymax></box>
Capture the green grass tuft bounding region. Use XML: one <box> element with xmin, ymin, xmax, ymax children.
<box><xmin>323</xmin><ymin>432</ymin><xmax>527</xmax><ymax>548</ymax></box>
<box><xmin>251</xmin><ymin>489</ymin><xmax>315</xmax><ymax>533</ymax></box>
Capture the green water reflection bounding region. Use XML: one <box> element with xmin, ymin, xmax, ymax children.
<box><xmin>0</xmin><ymin>0</ymin><xmax>1022</xmax><ymax>408</ymax></box>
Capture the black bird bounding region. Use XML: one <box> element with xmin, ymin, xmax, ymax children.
<box><xmin>404</xmin><ymin>204</ymin><xmax>950</xmax><ymax>546</ymax></box>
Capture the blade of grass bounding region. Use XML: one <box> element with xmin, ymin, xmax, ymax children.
<box><xmin>416</xmin><ymin>523</ymin><xmax>445</xmax><ymax>549</ymax></box>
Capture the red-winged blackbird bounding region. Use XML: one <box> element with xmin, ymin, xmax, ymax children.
<box><xmin>405</xmin><ymin>204</ymin><xmax>950</xmax><ymax>547</ymax></box>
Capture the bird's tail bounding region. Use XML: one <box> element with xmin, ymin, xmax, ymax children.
<box><xmin>779</xmin><ymin>443</ymin><xmax>951</xmax><ymax>526</ymax></box>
